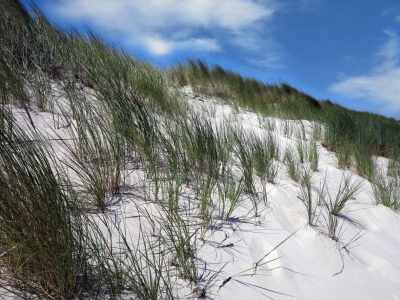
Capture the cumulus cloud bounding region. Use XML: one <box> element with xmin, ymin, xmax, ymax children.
<box><xmin>329</xmin><ymin>30</ymin><xmax>400</xmax><ymax>113</ymax></box>
<box><xmin>49</xmin><ymin>0</ymin><xmax>275</xmax><ymax>56</ymax></box>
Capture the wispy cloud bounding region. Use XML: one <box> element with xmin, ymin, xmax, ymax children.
<box><xmin>394</xmin><ymin>15</ymin><xmax>400</xmax><ymax>23</ymax></box>
<box><xmin>237</xmin><ymin>35</ymin><xmax>286</xmax><ymax>69</ymax></box>
<box><xmin>299</xmin><ymin>0</ymin><xmax>321</xmax><ymax>11</ymax></box>
<box><xmin>329</xmin><ymin>29</ymin><xmax>400</xmax><ymax>114</ymax></box>
<box><xmin>48</xmin><ymin>0</ymin><xmax>276</xmax><ymax>58</ymax></box>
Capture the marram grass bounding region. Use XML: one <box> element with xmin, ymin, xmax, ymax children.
<box><xmin>1</xmin><ymin>0</ymin><xmax>400</xmax><ymax>298</ymax></box>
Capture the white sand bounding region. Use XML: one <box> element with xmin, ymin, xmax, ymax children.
<box><xmin>3</xmin><ymin>86</ymin><xmax>400</xmax><ymax>300</ymax></box>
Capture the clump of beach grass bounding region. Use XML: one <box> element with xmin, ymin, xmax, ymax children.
<box><xmin>371</xmin><ymin>170</ymin><xmax>400</xmax><ymax>210</ymax></box>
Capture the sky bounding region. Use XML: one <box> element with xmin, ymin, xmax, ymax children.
<box><xmin>22</xmin><ymin>0</ymin><xmax>400</xmax><ymax>119</ymax></box>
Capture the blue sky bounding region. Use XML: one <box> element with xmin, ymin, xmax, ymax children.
<box><xmin>22</xmin><ymin>0</ymin><xmax>400</xmax><ymax>119</ymax></box>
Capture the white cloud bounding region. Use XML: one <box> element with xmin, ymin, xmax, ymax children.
<box><xmin>394</xmin><ymin>15</ymin><xmax>400</xmax><ymax>22</ymax></box>
<box><xmin>50</xmin><ymin>0</ymin><xmax>275</xmax><ymax>56</ymax></box>
<box><xmin>329</xmin><ymin>30</ymin><xmax>400</xmax><ymax>114</ymax></box>
<box><xmin>145</xmin><ymin>37</ymin><xmax>221</xmax><ymax>56</ymax></box>
<box><xmin>377</xmin><ymin>30</ymin><xmax>399</xmax><ymax>61</ymax></box>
